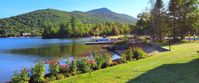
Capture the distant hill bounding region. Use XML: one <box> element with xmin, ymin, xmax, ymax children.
<box><xmin>0</xmin><ymin>8</ymin><xmax>136</xmax><ymax>37</ymax></box>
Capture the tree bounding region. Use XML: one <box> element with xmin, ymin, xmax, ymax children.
<box><xmin>136</xmin><ymin>12</ymin><xmax>152</xmax><ymax>36</ymax></box>
<box><xmin>151</xmin><ymin>0</ymin><xmax>165</xmax><ymax>42</ymax></box>
<box><xmin>168</xmin><ymin>0</ymin><xmax>199</xmax><ymax>40</ymax></box>
<box><xmin>112</xmin><ymin>25</ymin><xmax>120</xmax><ymax>35</ymax></box>
<box><xmin>59</xmin><ymin>24</ymin><xmax>67</xmax><ymax>38</ymax></box>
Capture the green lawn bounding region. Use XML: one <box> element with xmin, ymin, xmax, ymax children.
<box><xmin>52</xmin><ymin>42</ymin><xmax>199</xmax><ymax>83</ymax></box>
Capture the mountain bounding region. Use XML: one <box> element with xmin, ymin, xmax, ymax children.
<box><xmin>87</xmin><ymin>8</ymin><xmax>137</xmax><ymax>23</ymax></box>
<box><xmin>0</xmin><ymin>8</ymin><xmax>137</xmax><ymax>37</ymax></box>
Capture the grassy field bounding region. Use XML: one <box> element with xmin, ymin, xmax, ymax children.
<box><xmin>52</xmin><ymin>42</ymin><xmax>199</xmax><ymax>83</ymax></box>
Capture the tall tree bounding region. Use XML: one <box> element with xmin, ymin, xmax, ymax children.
<box><xmin>136</xmin><ymin>12</ymin><xmax>152</xmax><ymax>36</ymax></box>
<box><xmin>151</xmin><ymin>0</ymin><xmax>164</xmax><ymax>42</ymax></box>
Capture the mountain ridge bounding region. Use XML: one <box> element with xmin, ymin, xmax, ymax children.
<box><xmin>0</xmin><ymin>8</ymin><xmax>136</xmax><ymax>37</ymax></box>
<box><xmin>0</xmin><ymin>8</ymin><xmax>137</xmax><ymax>23</ymax></box>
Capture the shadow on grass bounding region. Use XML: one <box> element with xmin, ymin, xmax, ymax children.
<box><xmin>127</xmin><ymin>59</ymin><xmax>199</xmax><ymax>83</ymax></box>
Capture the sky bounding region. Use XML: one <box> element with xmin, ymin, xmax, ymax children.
<box><xmin>0</xmin><ymin>0</ymin><xmax>169</xmax><ymax>18</ymax></box>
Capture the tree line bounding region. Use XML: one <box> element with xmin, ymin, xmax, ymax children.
<box><xmin>42</xmin><ymin>16</ymin><xmax>132</xmax><ymax>38</ymax></box>
<box><xmin>135</xmin><ymin>0</ymin><xmax>199</xmax><ymax>42</ymax></box>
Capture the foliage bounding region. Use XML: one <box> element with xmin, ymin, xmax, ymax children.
<box><xmin>135</xmin><ymin>12</ymin><xmax>152</xmax><ymax>36</ymax></box>
<box><xmin>60</xmin><ymin>64</ymin><xmax>70</xmax><ymax>77</ymax></box>
<box><xmin>133</xmin><ymin>48</ymin><xmax>146</xmax><ymax>60</ymax></box>
<box><xmin>136</xmin><ymin>0</ymin><xmax>199</xmax><ymax>42</ymax></box>
<box><xmin>120</xmin><ymin>47</ymin><xmax>145</xmax><ymax>62</ymax></box>
<box><xmin>69</xmin><ymin>59</ymin><xmax>79</xmax><ymax>75</ymax></box>
<box><xmin>30</xmin><ymin>62</ymin><xmax>45</xmax><ymax>83</ymax></box>
<box><xmin>77</xmin><ymin>58</ymin><xmax>93</xmax><ymax>73</ymax></box>
<box><xmin>104</xmin><ymin>53</ymin><xmax>112</xmax><ymax>66</ymax></box>
<box><xmin>120</xmin><ymin>53</ymin><xmax>127</xmax><ymax>63</ymax></box>
<box><xmin>10</xmin><ymin>68</ymin><xmax>30</xmax><ymax>83</ymax></box>
<box><xmin>168</xmin><ymin>0</ymin><xmax>199</xmax><ymax>40</ymax></box>
<box><xmin>125</xmin><ymin>48</ymin><xmax>134</xmax><ymax>61</ymax></box>
<box><xmin>93</xmin><ymin>52</ymin><xmax>107</xmax><ymax>69</ymax></box>
<box><xmin>49</xmin><ymin>63</ymin><xmax>60</xmax><ymax>76</ymax></box>
<box><xmin>42</xmin><ymin>21</ymin><xmax>132</xmax><ymax>38</ymax></box>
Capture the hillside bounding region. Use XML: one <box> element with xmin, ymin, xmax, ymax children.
<box><xmin>0</xmin><ymin>8</ymin><xmax>137</xmax><ymax>37</ymax></box>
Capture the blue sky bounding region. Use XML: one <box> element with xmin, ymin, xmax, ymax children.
<box><xmin>0</xmin><ymin>0</ymin><xmax>169</xmax><ymax>18</ymax></box>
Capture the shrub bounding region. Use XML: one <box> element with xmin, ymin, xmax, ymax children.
<box><xmin>49</xmin><ymin>62</ymin><xmax>60</xmax><ymax>76</ymax></box>
<box><xmin>30</xmin><ymin>62</ymin><xmax>45</xmax><ymax>83</ymax></box>
<box><xmin>104</xmin><ymin>53</ymin><xmax>112</xmax><ymax>66</ymax></box>
<box><xmin>125</xmin><ymin>48</ymin><xmax>134</xmax><ymax>61</ymax></box>
<box><xmin>94</xmin><ymin>53</ymin><xmax>107</xmax><ymax>69</ymax></box>
<box><xmin>86</xmin><ymin>59</ymin><xmax>96</xmax><ymax>69</ymax></box>
<box><xmin>60</xmin><ymin>64</ymin><xmax>70</xmax><ymax>77</ymax></box>
<box><xmin>69</xmin><ymin>59</ymin><xmax>78</xmax><ymax>75</ymax></box>
<box><xmin>133</xmin><ymin>48</ymin><xmax>146</xmax><ymax>60</ymax></box>
<box><xmin>11</xmin><ymin>68</ymin><xmax>30</xmax><ymax>83</ymax></box>
<box><xmin>77</xmin><ymin>58</ymin><xmax>92</xmax><ymax>73</ymax></box>
<box><xmin>120</xmin><ymin>53</ymin><xmax>127</xmax><ymax>63</ymax></box>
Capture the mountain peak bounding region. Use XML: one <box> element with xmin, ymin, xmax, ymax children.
<box><xmin>87</xmin><ymin>7</ymin><xmax>113</xmax><ymax>13</ymax></box>
<box><xmin>98</xmin><ymin>7</ymin><xmax>111</xmax><ymax>11</ymax></box>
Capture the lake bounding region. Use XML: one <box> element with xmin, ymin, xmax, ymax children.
<box><xmin>0</xmin><ymin>38</ymin><xmax>102</xmax><ymax>83</ymax></box>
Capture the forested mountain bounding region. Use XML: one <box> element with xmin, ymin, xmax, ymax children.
<box><xmin>0</xmin><ymin>8</ymin><xmax>137</xmax><ymax>38</ymax></box>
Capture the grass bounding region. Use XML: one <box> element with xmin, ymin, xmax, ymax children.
<box><xmin>109</xmin><ymin>35</ymin><xmax>125</xmax><ymax>39</ymax></box>
<box><xmin>52</xmin><ymin>42</ymin><xmax>199</xmax><ymax>83</ymax></box>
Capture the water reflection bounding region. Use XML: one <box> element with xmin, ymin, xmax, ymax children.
<box><xmin>7</xmin><ymin>43</ymin><xmax>102</xmax><ymax>59</ymax></box>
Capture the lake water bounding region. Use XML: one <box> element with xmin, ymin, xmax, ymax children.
<box><xmin>0</xmin><ymin>38</ymin><xmax>102</xmax><ymax>83</ymax></box>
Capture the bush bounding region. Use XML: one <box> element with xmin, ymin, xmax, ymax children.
<box><xmin>120</xmin><ymin>53</ymin><xmax>127</xmax><ymax>63</ymax></box>
<box><xmin>133</xmin><ymin>48</ymin><xmax>146</xmax><ymax>60</ymax></box>
<box><xmin>11</xmin><ymin>68</ymin><xmax>30</xmax><ymax>83</ymax></box>
<box><xmin>49</xmin><ymin>63</ymin><xmax>60</xmax><ymax>76</ymax></box>
<box><xmin>69</xmin><ymin>59</ymin><xmax>78</xmax><ymax>75</ymax></box>
<box><xmin>60</xmin><ymin>64</ymin><xmax>70</xmax><ymax>77</ymax></box>
<box><xmin>30</xmin><ymin>62</ymin><xmax>45</xmax><ymax>83</ymax></box>
<box><xmin>125</xmin><ymin>48</ymin><xmax>134</xmax><ymax>61</ymax></box>
<box><xmin>77</xmin><ymin>58</ymin><xmax>92</xmax><ymax>73</ymax></box>
<box><xmin>93</xmin><ymin>52</ymin><xmax>107</xmax><ymax>69</ymax></box>
<box><xmin>104</xmin><ymin>53</ymin><xmax>112</xmax><ymax>66</ymax></box>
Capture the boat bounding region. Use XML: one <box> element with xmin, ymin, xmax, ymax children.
<box><xmin>96</xmin><ymin>38</ymin><xmax>111</xmax><ymax>42</ymax></box>
<box><xmin>85</xmin><ymin>37</ymin><xmax>115</xmax><ymax>45</ymax></box>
